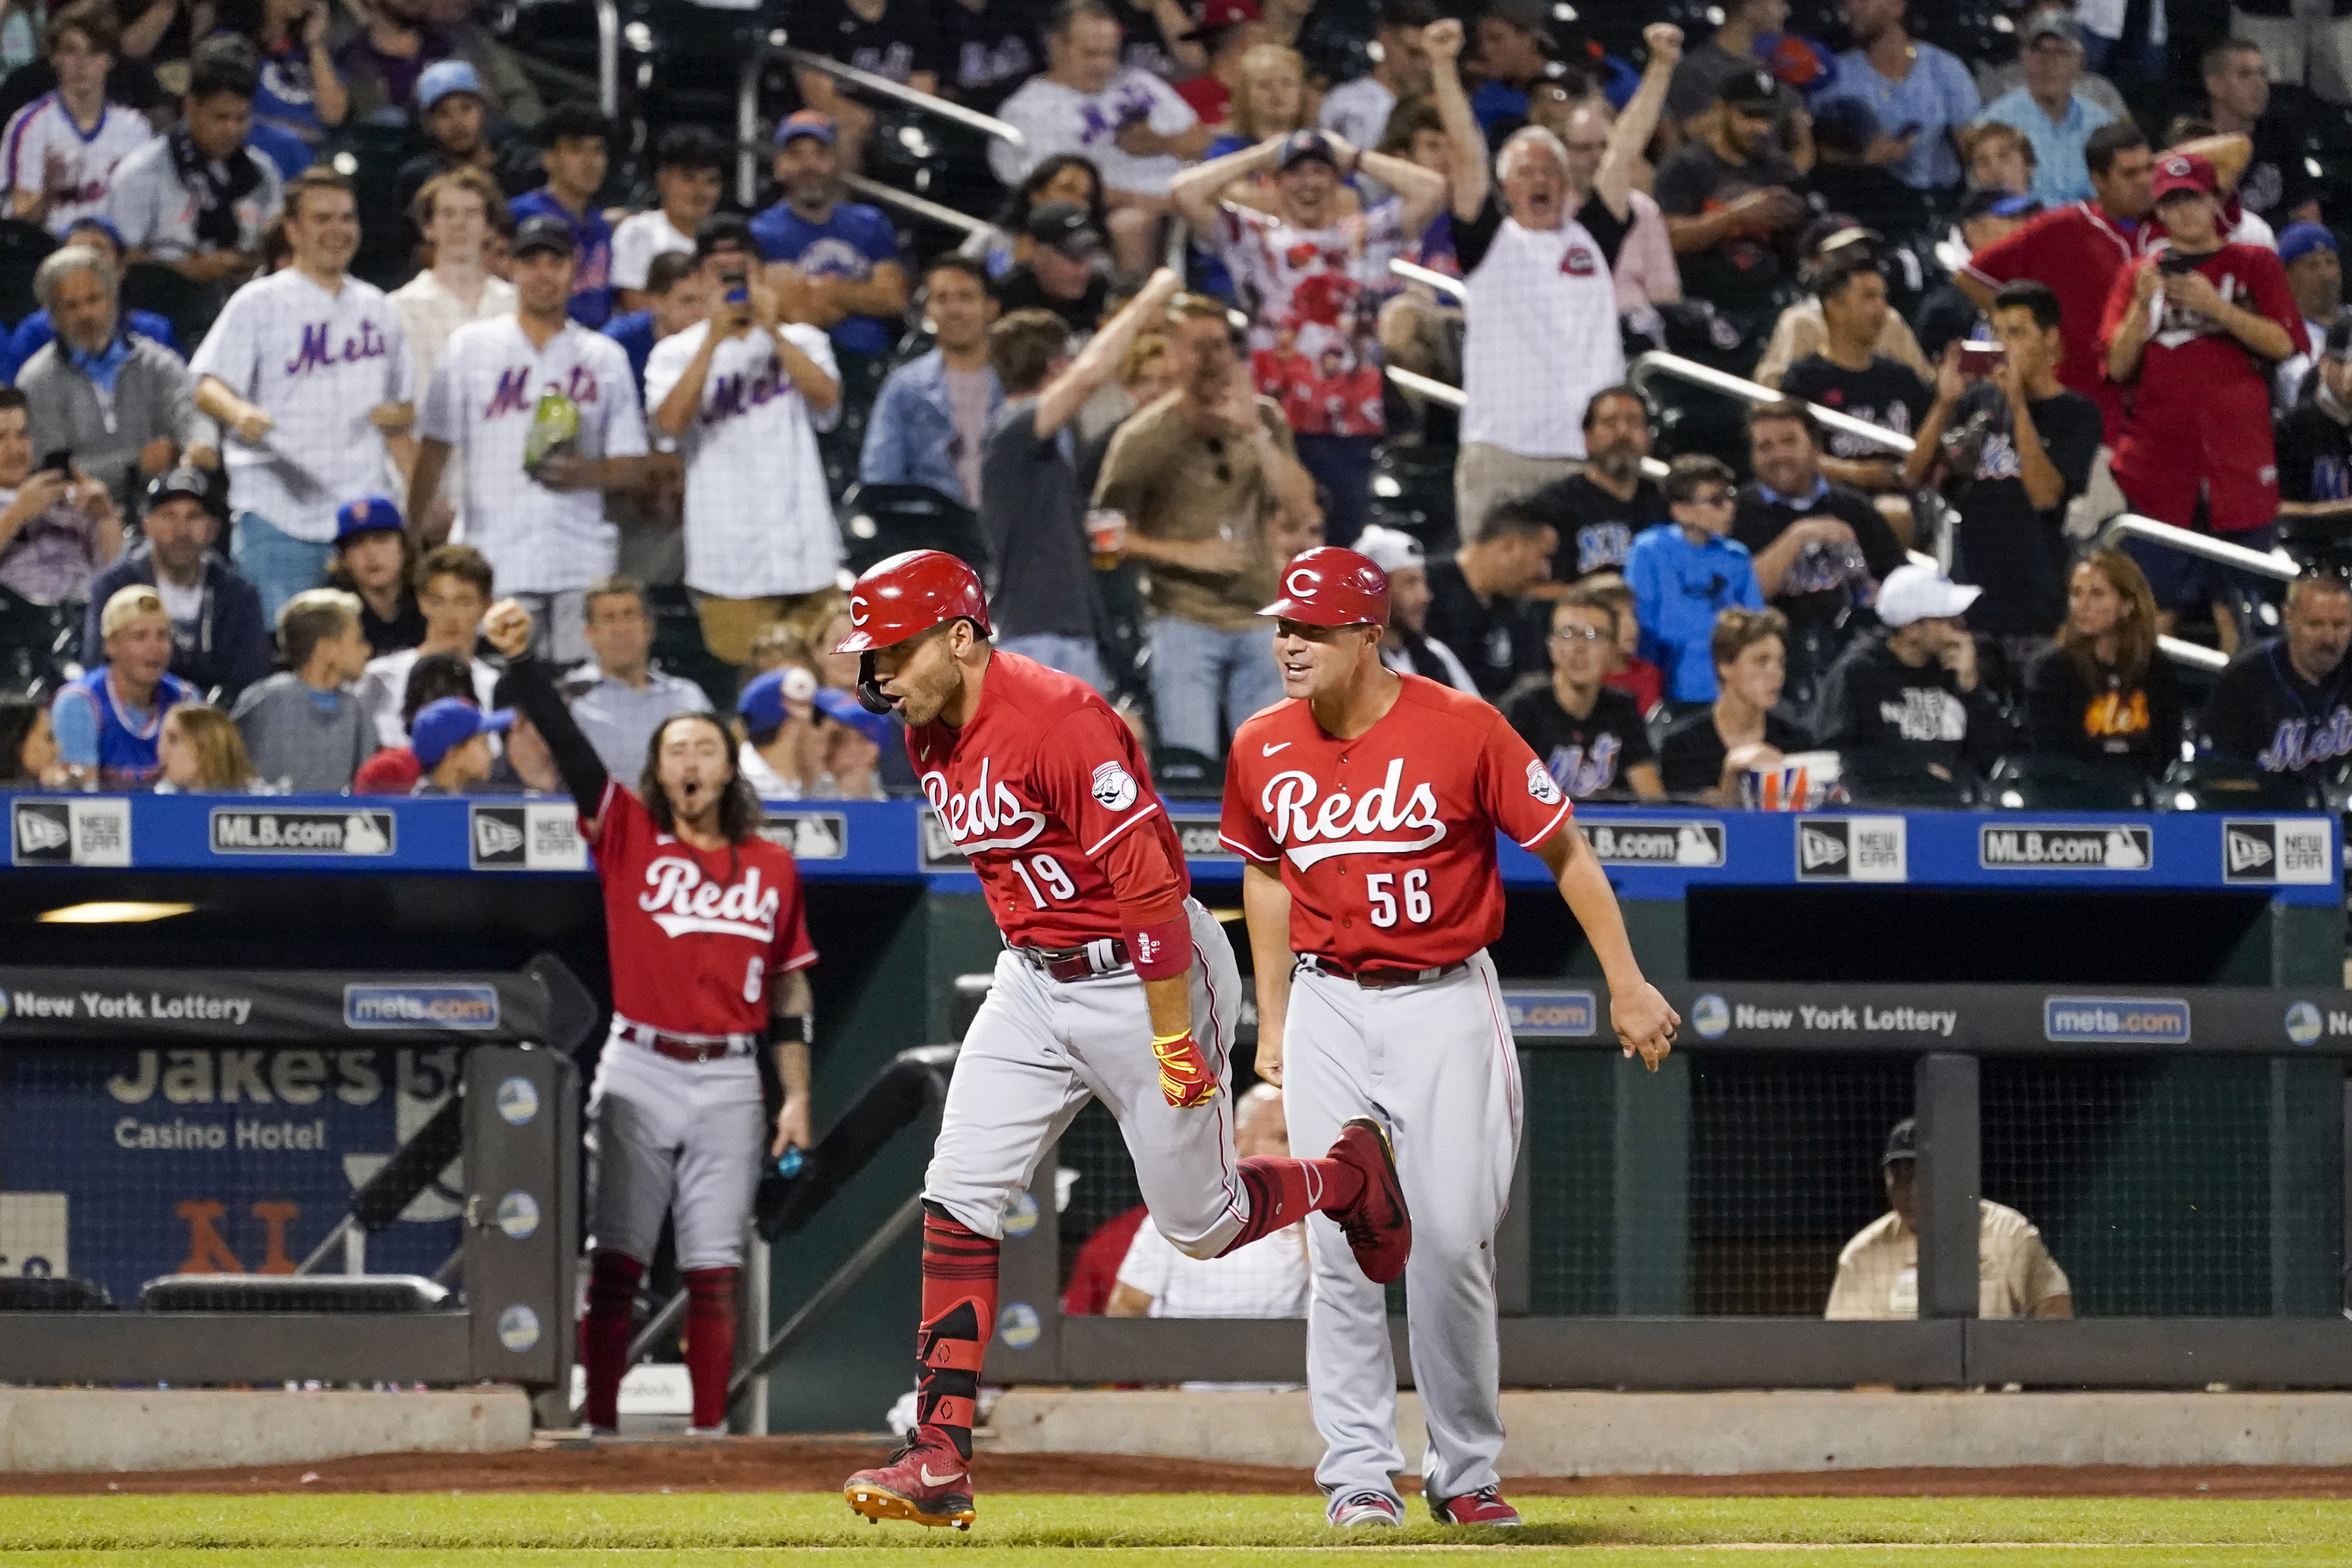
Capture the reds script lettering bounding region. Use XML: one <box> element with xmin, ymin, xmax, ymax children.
<box><xmin>923</xmin><ymin>758</ymin><xmax>1048</xmax><ymax>853</ymax></box>
<box><xmin>285</xmin><ymin>320</ymin><xmax>393</xmax><ymax>377</ymax></box>
<box><xmin>637</xmin><ymin>857</ymin><xmax>782</xmax><ymax>940</ymax></box>
<box><xmin>1263</xmin><ymin>758</ymin><xmax>1446</xmax><ymax>869</ymax></box>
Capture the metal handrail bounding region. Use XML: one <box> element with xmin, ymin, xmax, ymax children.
<box><xmin>594</xmin><ymin>0</ymin><xmax>619</xmax><ymax>119</ymax></box>
<box><xmin>2158</xmin><ymin>636</ymin><xmax>2228</xmax><ymax>673</ymax></box>
<box><xmin>1382</xmin><ymin>365</ymin><xmax>1669</xmax><ymax>478</ymax></box>
<box><xmin>1389</xmin><ymin>257</ymin><xmax>1465</xmax><ymax>302</ymax></box>
<box><xmin>2102</xmin><ymin>513</ymin><xmax>2300</xmax><ymax>583</ymax></box>
<box><xmin>1629</xmin><ymin>350</ymin><xmax>1914</xmax><ymax>456</ymax></box>
<box><xmin>781</xmin><ymin>46</ymin><xmax>1025</xmax><ymax>146</ymax></box>
<box><xmin>842</xmin><ymin>173</ymin><xmax>991</xmax><ymax>238</ymax></box>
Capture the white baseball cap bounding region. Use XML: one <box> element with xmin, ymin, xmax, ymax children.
<box><xmin>1875</xmin><ymin>563</ymin><xmax>1981</xmax><ymax>628</ymax></box>
<box><xmin>1353</xmin><ymin>525</ymin><xmax>1425</xmax><ymax>576</ymax></box>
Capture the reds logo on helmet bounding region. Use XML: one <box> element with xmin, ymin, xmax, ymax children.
<box><xmin>834</xmin><ymin>550</ymin><xmax>990</xmax><ymax>652</ymax></box>
<box><xmin>1260</xmin><ymin>546</ymin><xmax>1390</xmax><ymax>627</ymax></box>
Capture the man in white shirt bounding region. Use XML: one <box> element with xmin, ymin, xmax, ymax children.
<box><xmin>2</xmin><ymin>2</ymin><xmax>154</xmax><ymax>237</ymax></box>
<box><xmin>1428</xmin><ymin>18</ymin><xmax>1674</xmax><ymax>538</ymax></box>
<box><xmin>390</xmin><ymin>166</ymin><xmax>516</xmax><ymax>539</ymax></box>
<box><xmin>992</xmin><ymin>0</ymin><xmax>1210</xmax><ymax>280</ymax></box>
<box><xmin>1107</xmin><ymin>1085</ymin><xmax>1311</xmax><ymax>1320</ymax></box>
<box><xmin>613</xmin><ymin>125</ymin><xmax>725</xmax><ymax>315</ymax></box>
<box><xmin>108</xmin><ymin>40</ymin><xmax>281</xmax><ymax>290</ymax></box>
<box><xmin>644</xmin><ymin>216</ymin><xmax>843</xmax><ymax>669</ymax></box>
<box><xmin>561</xmin><ymin>575</ymin><xmax>711</xmax><ymax>778</ymax></box>
<box><xmin>191</xmin><ymin>167</ymin><xmax>417</xmax><ymax>620</ymax></box>
<box><xmin>1825</xmin><ymin>1118</ymin><xmax>2074</xmax><ymax>1321</ymax></box>
<box><xmin>407</xmin><ymin>215</ymin><xmax>651</xmax><ymax>665</ymax></box>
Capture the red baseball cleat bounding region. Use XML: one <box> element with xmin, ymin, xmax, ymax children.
<box><xmin>1327</xmin><ymin>1116</ymin><xmax>1412</xmax><ymax>1284</ymax></box>
<box><xmin>1429</xmin><ymin>1485</ymin><xmax>1523</xmax><ymax>1526</ymax></box>
<box><xmin>843</xmin><ymin>1431</ymin><xmax>976</xmax><ymax>1530</ymax></box>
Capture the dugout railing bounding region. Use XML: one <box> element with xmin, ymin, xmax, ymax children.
<box><xmin>984</xmin><ymin>979</ymin><xmax>2352</xmax><ymax>1391</ymax></box>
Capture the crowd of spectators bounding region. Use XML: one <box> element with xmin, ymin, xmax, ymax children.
<box><xmin>4</xmin><ymin>0</ymin><xmax>2352</xmax><ymax>810</ymax></box>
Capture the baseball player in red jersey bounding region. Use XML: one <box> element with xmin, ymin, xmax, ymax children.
<box><xmin>1222</xmin><ymin>547</ymin><xmax>1677</xmax><ymax>1529</ymax></box>
<box><xmin>832</xmin><ymin>551</ymin><xmax>1411</xmax><ymax>1530</ymax></box>
<box><xmin>481</xmin><ymin>599</ymin><xmax>817</xmax><ymax>1438</ymax></box>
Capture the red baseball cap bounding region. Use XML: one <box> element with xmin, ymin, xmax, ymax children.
<box><xmin>1197</xmin><ymin>0</ymin><xmax>1259</xmax><ymax>30</ymax></box>
<box><xmin>2151</xmin><ymin>152</ymin><xmax>2218</xmax><ymax>203</ymax></box>
<box><xmin>1259</xmin><ymin>546</ymin><xmax>1390</xmax><ymax>627</ymax></box>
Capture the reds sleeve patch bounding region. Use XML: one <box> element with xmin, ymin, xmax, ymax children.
<box><xmin>1092</xmin><ymin>761</ymin><xmax>1139</xmax><ymax>812</ymax></box>
<box><xmin>1527</xmin><ymin>759</ymin><xmax>1564</xmax><ymax>806</ymax></box>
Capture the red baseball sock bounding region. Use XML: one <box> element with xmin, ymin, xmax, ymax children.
<box><xmin>1219</xmin><ymin>1155</ymin><xmax>1366</xmax><ymax>1255</ymax></box>
<box><xmin>914</xmin><ymin>1201</ymin><xmax>999</xmax><ymax>1460</ymax></box>
<box><xmin>580</xmin><ymin>1249</ymin><xmax>643</xmax><ymax>1430</ymax></box>
<box><xmin>682</xmin><ymin>1267</ymin><xmax>738</xmax><ymax>1431</ymax></box>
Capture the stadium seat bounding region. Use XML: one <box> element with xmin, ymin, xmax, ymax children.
<box><xmin>1367</xmin><ymin>443</ymin><xmax>1458</xmax><ymax>549</ymax></box>
<box><xmin>644</xmin><ymin>583</ymin><xmax>740</xmax><ymax>711</ymax></box>
<box><xmin>120</xmin><ymin>261</ymin><xmax>223</xmax><ymax>351</ymax></box>
<box><xmin>838</xmin><ymin>481</ymin><xmax>988</xmax><ymax>576</ymax></box>
<box><xmin>1837</xmin><ymin>750</ymin><xmax>1976</xmax><ymax>807</ymax></box>
<box><xmin>0</xmin><ymin>588</ymin><xmax>82</xmax><ymax>698</ymax></box>
<box><xmin>1984</xmin><ymin>753</ymin><xmax>2153</xmax><ymax>811</ymax></box>
<box><xmin>1153</xmin><ymin>745</ymin><xmax>1220</xmax><ymax>798</ymax></box>
<box><xmin>2156</xmin><ymin>755</ymin><xmax>2325</xmax><ymax>812</ymax></box>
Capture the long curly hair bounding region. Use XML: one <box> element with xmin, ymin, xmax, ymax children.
<box><xmin>638</xmin><ymin>711</ymin><xmax>763</xmax><ymax>844</ymax></box>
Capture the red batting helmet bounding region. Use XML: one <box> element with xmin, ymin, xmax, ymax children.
<box><xmin>834</xmin><ymin>549</ymin><xmax>992</xmax><ymax>653</ymax></box>
<box><xmin>1259</xmin><ymin>546</ymin><xmax>1390</xmax><ymax>627</ymax></box>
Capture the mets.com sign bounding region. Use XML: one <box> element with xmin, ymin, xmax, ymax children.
<box><xmin>342</xmin><ymin>985</ymin><xmax>501</xmax><ymax>1031</ymax></box>
<box><xmin>2042</xmin><ymin>996</ymin><xmax>2191</xmax><ymax>1045</ymax></box>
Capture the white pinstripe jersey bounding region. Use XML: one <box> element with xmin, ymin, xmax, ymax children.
<box><xmin>1</xmin><ymin>93</ymin><xmax>154</xmax><ymax>236</ymax></box>
<box><xmin>188</xmin><ymin>268</ymin><xmax>417</xmax><ymax>544</ymax></box>
<box><xmin>418</xmin><ymin>315</ymin><xmax>648</xmax><ymax>594</ymax></box>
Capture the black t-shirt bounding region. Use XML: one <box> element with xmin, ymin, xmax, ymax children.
<box><xmin>2201</xmin><ymin>637</ymin><xmax>2352</xmax><ymax>785</ymax></box>
<box><xmin>2275</xmin><ymin>400</ymin><xmax>2352</xmax><ymax>505</ymax></box>
<box><xmin>1658</xmin><ymin>706</ymin><xmax>1812</xmax><ymax>796</ymax></box>
<box><xmin>1423</xmin><ymin>556</ymin><xmax>1550</xmax><ymax>700</ymax></box>
<box><xmin>1499</xmin><ymin>677</ymin><xmax>1657</xmax><ymax>801</ymax></box>
<box><xmin>1778</xmin><ymin>354</ymin><xmax>1930</xmax><ymax>463</ymax></box>
<box><xmin>1522</xmin><ymin>474</ymin><xmax>1665</xmax><ymax>583</ymax></box>
<box><xmin>787</xmin><ymin>0</ymin><xmax>947</xmax><ymax>82</ymax></box>
<box><xmin>993</xmin><ymin>266</ymin><xmax>1107</xmax><ymax>334</ymax></box>
<box><xmin>1454</xmin><ymin>189</ymin><xmax>1633</xmax><ymax>278</ymax></box>
<box><xmin>980</xmin><ymin>396</ymin><xmax>1094</xmax><ymax>640</ymax></box>
<box><xmin>1098</xmin><ymin>0</ymin><xmax>1181</xmax><ymax>78</ymax></box>
<box><xmin>2236</xmin><ymin>110</ymin><xmax>2316</xmax><ymax>226</ymax></box>
<box><xmin>2023</xmin><ymin>645</ymin><xmax>2183</xmax><ymax>775</ymax></box>
<box><xmin>1812</xmin><ymin>631</ymin><xmax>2003</xmax><ymax>776</ymax></box>
<box><xmin>358</xmin><ymin>588</ymin><xmax>426</xmax><ymax>658</ymax></box>
<box><xmin>939</xmin><ymin>0</ymin><xmax>1047</xmax><ymax>111</ymax></box>
<box><xmin>1947</xmin><ymin>382</ymin><xmax>2104</xmax><ymax>637</ymax></box>
<box><xmin>1651</xmin><ymin>139</ymin><xmax>1805</xmax><ymax>306</ymax></box>
<box><xmin>1731</xmin><ymin>478</ymin><xmax>1905</xmax><ymax>627</ymax></box>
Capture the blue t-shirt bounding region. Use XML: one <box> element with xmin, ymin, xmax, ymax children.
<box><xmin>509</xmin><ymin>188</ymin><xmax>616</xmax><ymax>329</ymax></box>
<box><xmin>1624</xmin><ymin>524</ymin><xmax>1765</xmax><ymax>703</ymax></box>
<box><xmin>748</xmin><ymin>198</ymin><xmax>901</xmax><ymax>356</ymax></box>
<box><xmin>601</xmin><ymin>308</ymin><xmax>656</xmax><ymax>394</ymax></box>
<box><xmin>1823</xmin><ymin>42</ymin><xmax>1980</xmax><ymax>190</ymax></box>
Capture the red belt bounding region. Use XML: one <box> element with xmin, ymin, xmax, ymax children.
<box><xmin>1301</xmin><ymin>955</ymin><xmax>1465</xmax><ymax>990</ymax></box>
<box><xmin>1016</xmin><ymin>938</ymin><xmax>1131</xmax><ymax>983</ymax></box>
<box><xmin>615</xmin><ymin>1019</ymin><xmax>752</xmax><ymax>1063</ymax></box>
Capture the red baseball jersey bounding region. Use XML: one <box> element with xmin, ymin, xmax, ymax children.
<box><xmin>909</xmin><ymin>649</ymin><xmax>1189</xmax><ymax>948</ymax></box>
<box><xmin>1219</xmin><ymin>674</ymin><xmax>1574</xmax><ymax>968</ymax></box>
<box><xmin>587</xmin><ymin>780</ymin><xmax>817</xmax><ymax>1037</ymax></box>
<box><xmin>1962</xmin><ymin>200</ymin><xmax>2156</xmax><ymax>442</ymax></box>
<box><xmin>2098</xmin><ymin>241</ymin><xmax>2304</xmax><ymax>441</ymax></box>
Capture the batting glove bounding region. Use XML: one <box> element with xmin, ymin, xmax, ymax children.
<box><xmin>1152</xmin><ymin>1028</ymin><xmax>1220</xmax><ymax>1109</ymax></box>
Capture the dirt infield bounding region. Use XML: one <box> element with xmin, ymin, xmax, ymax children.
<box><xmin>9</xmin><ymin>1439</ymin><xmax>2352</xmax><ymax>1499</ymax></box>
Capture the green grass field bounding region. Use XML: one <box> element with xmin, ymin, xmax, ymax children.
<box><xmin>8</xmin><ymin>1493</ymin><xmax>2352</xmax><ymax>1566</ymax></box>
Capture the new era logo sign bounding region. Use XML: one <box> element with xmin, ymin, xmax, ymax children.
<box><xmin>14</xmin><ymin>803</ymin><xmax>68</xmax><ymax>859</ymax></box>
<box><xmin>474</xmin><ymin>810</ymin><xmax>526</xmax><ymax>862</ymax></box>
<box><xmin>11</xmin><ymin>799</ymin><xmax>129</xmax><ymax>866</ymax></box>
<box><xmin>468</xmin><ymin>802</ymin><xmax>587</xmax><ymax>872</ymax></box>
<box><xmin>1794</xmin><ymin>817</ymin><xmax>1906</xmax><ymax>882</ymax></box>
<box><xmin>2223</xmin><ymin>820</ymin><xmax>2333</xmax><ymax>883</ymax></box>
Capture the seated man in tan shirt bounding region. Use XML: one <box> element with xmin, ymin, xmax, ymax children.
<box><xmin>1825</xmin><ymin>1117</ymin><xmax>2073</xmax><ymax>1320</ymax></box>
